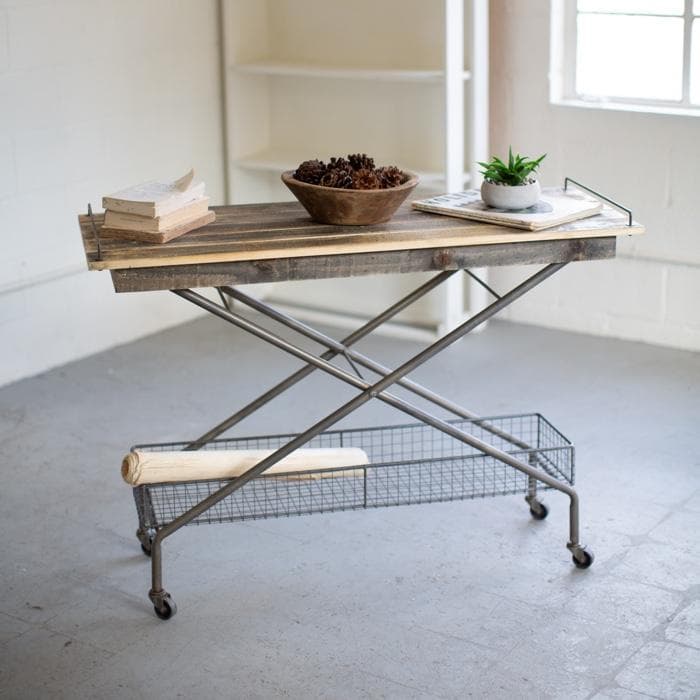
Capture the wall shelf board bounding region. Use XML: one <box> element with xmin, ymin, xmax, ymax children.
<box><xmin>232</xmin><ymin>61</ymin><xmax>471</xmax><ymax>83</ymax></box>
<box><xmin>232</xmin><ymin>150</ymin><xmax>471</xmax><ymax>187</ymax></box>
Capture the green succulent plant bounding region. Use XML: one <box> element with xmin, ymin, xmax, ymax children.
<box><xmin>478</xmin><ymin>147</ymin><xmax>546</xmax><ymax>186</ymax></box>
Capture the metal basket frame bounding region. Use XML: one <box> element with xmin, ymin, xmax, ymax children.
<box><xmin>133</xmin><ymin>413</ymin><xmax>574</xmax><ymax>530</ymax></box>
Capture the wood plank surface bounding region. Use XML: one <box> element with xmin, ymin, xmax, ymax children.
<box><xmin>79</xmin><ymin>201</ymin><xmax>643</xmax><ymax>273</ymax></box>
<box><xmin>111</xmin><ymin>237</ymin><xmax>617</xmax><ymax>292</ymax></box>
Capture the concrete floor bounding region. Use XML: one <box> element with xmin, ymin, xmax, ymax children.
<box><xmin>1</xmin><ymin>314</ymin><xmax>699</xmax><ymax>699</ymax></box>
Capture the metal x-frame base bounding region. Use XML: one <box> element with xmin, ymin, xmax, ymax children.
<box><xmin>141</xmin><ymin>264</ymin><xmax>594</xmax><ymax>618</ymax></box>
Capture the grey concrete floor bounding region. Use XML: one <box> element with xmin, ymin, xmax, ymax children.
<box><xmin>1</xmin><ymin>314</ymin><xmax>699</xmax><ymax>699</ymax></box>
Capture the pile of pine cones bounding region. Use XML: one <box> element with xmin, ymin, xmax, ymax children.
<box><xmin>293</xmin><ymin>154</ymin><xmax>406</xmax><ymax>190</ymax></box>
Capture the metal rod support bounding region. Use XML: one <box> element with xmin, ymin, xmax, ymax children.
<box><xmin>216</xmin><ymin>287</ymin><xmax>233</xmax><ymax>312</ymax></box>
<box><xmin>160</xmin><ymin>263</ymin><xmax>575</xmax><ymax>549</ymax></box>
<box><xmin>219</xmin><ymin>285</ymin><xmax>534</xmax><ymax>453</ymax></box>
<box><xmin>148</xmin><ymin>262</ymin><xmax>588</xmax><ymax>596</ymax></box>
<box><xmin>183</xmin><ymin>270</ymin><xmax>456</xmax><ymax>450</ymax></box>
<box><xmin>463</xmin><ymin>268</ymin><xmax>501</xmax><ymax>300</ymax></box>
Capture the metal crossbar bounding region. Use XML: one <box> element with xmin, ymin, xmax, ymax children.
<box><xmin>140</xmin><ymin>264</ymin><xmax>594</xmax><ymax>617</ymax></box>
<box><xmin>183</xmin><ymin>271</ymin><xmax>456</xmax><ymax>450</ymax></box>
<box><xmin>216</xmin><ymin>284</ymin><xmax>561</xmax><ymax>474</ymax></box>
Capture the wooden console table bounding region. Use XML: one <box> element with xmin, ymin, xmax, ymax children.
<box><xmin>79</xmin><ymin>198</ymin><xmax>643</xmax><ymax>619</ymax></box>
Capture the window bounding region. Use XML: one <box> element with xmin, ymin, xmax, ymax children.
<box><xmin>551</xmin><ymin>0</ymin><xmax>700</xmax><ymax>114</ymax></box>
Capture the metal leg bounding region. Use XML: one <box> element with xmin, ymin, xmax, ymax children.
<box><xmin>221</xmin><ymin>275</ymin><xmax>561</xmax><ymax>521</ymax></box>
<box><xmin>527</xmin><ymin>473</ymin><xmax>537</xmax><ymax>500</ymax></box>
<box><xmin>184</xmin><ymin>270</ymin><xmax>457</xmax><ymax>450</ymax></box>
<box><xmin>148</xmin><ymin>536</ymin><xmax>177</xmax><ymax>619</ymax></box>
<box><xmin>461</xmin><ymin>270</ymin><xmax>567</xmax><ymax>519</ymax></box>
<box><xmin>525</xmin><ymin>456</ymin><xmax>548</xmax><ymax>520</ymax></box>
<box><xmin>216</xmin><ymin>270</ymin><xmax>555</xmax><ymax>462</ymax></box>
<box><xmin>136</xmin><ymin>527</ymin><xmax>154</xmax><ymax>556</ymax></box>
<box><xmin>219</xmin><ymin>284</ymin><xmax>539</xmax><ymax>456</ymax></box>
<box><xmin>133</xmin><ymin>485</ymin><xmax>157</xmax><ymax>555</ymax></box>
<box><xmin>567</xmin><ymin>493</ymin><xmax>593</xmax><ymax>568</ymax></box>
<box><xmin>146</xmin><ymin>263</ymin><xmax>593</xmax><ymax>614</ymax></box>
<box><xmin>172</xmin><ymin>264</ymin><xmax>588</xmax><ymax>547</ymax></box>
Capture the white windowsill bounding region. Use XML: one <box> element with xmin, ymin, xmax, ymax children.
<box><xmin>552</xmin><ymin>97</ymin><xmax>700</xmax><ymax>119</ymax></box>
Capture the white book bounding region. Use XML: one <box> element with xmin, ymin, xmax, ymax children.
<box><xmin>412</xmin><ymin>187</ymin><xmax>603</xmax><ymax>231</ymax></box>
<box><xmin>103</xmin><ymin>196</ymin><xmax>210</xmax><ymax>233</ymax></box>
<box><xmin>102</xmin><ymin>169</ymin><xmax>206</xmax><ymax>218</ymax></box>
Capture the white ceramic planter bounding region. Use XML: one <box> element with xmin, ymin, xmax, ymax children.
<box><xmin>481</xmin><ymin>180</ymin><xmax>541</xmax><ymax>210</ymax></box>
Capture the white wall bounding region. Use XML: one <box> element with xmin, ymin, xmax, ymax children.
<box><xmin>0</xmin><ymin>0</ymin><xmax>225</xmax><ymax>387</ymax></box>
<box><xmin>488</xmin><ymin>1</ymin><xmax>700</xmax><ymax>352</ymax></box>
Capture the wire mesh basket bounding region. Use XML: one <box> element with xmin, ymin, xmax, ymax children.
<box><xmin>133</xmin><ymin>413</ymin><xmax>573</xmax><ymax>530</ymax></box>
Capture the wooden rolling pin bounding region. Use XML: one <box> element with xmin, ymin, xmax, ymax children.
<box><xmin>121</xmin><ymin>448</ymin><xmax>369</xmax><ymax>486</ymax></box>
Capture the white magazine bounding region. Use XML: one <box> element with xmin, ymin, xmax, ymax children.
<box><xmin>412</xmin><ymin>187</ymin><xmax>602</xmax><ymax>231</ymax></box>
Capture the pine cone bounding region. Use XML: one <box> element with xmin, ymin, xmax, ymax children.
<box><xmin>376</xmin><ymin>165</ymin><xmax>405</xmax><ymax>189</ymax></box>
<box><xmin>348</xmin><ymin>153</ymin><xmax>375</xmax><ymax>171</ymax></box>
<box><xmin>321</xmin><ymin>167</ymin><xmax>354</xmax><ymax>189</ymax></box>
<box><xmin>352</xmin><ymin>168</ymin><xmax>381</xmax><ymax>190</ymax></box>
<box><xmin>294</xmin><ymin>159</ymin><xmax>327</xmax><ymax>185</ymax></box>
<box><xmin>328</xmin><ymin>156</ymin><xmax>351</xmax><ymax>173</ymax></box>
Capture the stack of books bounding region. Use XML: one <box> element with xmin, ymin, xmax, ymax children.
<box><xmin>101</xmin><ymin>169</ymin><xmax>216</xmax><ymax>243</ymax></box>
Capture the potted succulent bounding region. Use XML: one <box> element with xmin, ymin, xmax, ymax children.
<box><xmin>478</xmin><ymin>148</ymin><xmax>546</xmax><ymax>210</ymax></box>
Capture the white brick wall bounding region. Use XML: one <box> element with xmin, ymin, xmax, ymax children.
<box><xmin>0</xmin><ymin>134</ymin><xmax>15</xmax><ymax>199</ymax></box>
<box><xmin>0</xmin><ymin>0</ymin><xmax>225</xmax><ymax>386</ymax></box>
<box><xmin>493</xmin><ymin>257</ymin><xmax>700</xmax><ymax>351</ymax></box>
<box><xmin>666</xmin><ymin>266</ymin><xmax>700</xmax><ymax>329</ymax></box>
<box><xmin>489</xmin><ymin>1</ymin><xmax>700</xmax><ymax>353</ymax></box>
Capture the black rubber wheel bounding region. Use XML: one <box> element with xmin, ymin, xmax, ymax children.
<box><xmin>572</xmin><ymin>549</ymin><xmax>594</xmax><ymax>569</ymax></box>
<box><xmin>137</xmin><ymin>529</ymin><xmax>153</xmax><ymax>556</ymax></box>
<box><xmin>529</xmin><ymin>502</ymin><xmax>549</xmax><ymax>520</ymax></box>
<box><xmin>154</xmin><ymin>596</ymin><xmax>177</xmax><ymax>620</ymax></box>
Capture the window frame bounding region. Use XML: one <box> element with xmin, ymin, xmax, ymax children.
<box><xmin>550</xmin><ymin>0</ymin><xmax>700</xmax><ymax>117</ymax></box>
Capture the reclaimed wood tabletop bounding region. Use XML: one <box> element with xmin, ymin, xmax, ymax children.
<box><xmin>78</xmin><ymin>200</ymin><xmax>644</xmax><ymax>292</ymax></box>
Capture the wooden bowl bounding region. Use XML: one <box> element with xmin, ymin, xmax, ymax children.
<box><xmin>281</xmin><ymin>170</ymin><xmax>419</xmax><ymax>225</ymax></box>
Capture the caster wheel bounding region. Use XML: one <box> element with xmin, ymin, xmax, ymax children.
<box><xmin>153</xmin><ymin>594</ymin><xmax>177</xmax><ymax>620</ymax></box>
<box><xmin>529</xmin><ymin>501</ymin><xmax>549</xmax><ymax>520</ymax></box>
<box><xmin>572</xmin><ymin>548</ymin><xmax>594</xmax><ymax>569</ymax></box>
<box><xmin>137</xmin><ymin>529</ymin><xmax>153</xmax><ymax>557</ymax></box>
